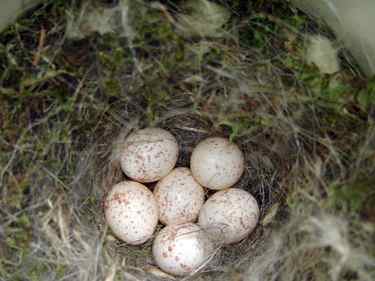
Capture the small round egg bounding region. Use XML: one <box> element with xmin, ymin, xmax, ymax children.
<box><xmin>104</xmin><ymin>181</ymin><xmax>159</xmax><ymax>245</ymax></box>
<box><xmin>120</xmin><ymin>128</ymin><xmax>179</xmax><ymax>183</ymax></box>
<box><xmin>198</xmin><ymin>188</ymin><xmax>259</xmax><ymax>244</ymax></box>
<box><xmin>190</xmin><ymin>137</ymin><xmax>244</xmax><ymax>190</ymax></box>
<box><xmin>154</xmin><ymin>167</ymin><xmax>205</xmax><ymax>225</ymax></box>
<box><xmin>152</xmin><ymin>223</ymin><xmax>214</xmax><ymax>276</ymax></box>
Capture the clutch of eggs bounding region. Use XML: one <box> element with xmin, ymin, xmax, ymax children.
<box><xmin>104</xmin><ymin>127</ymin><xmax>260</xmax><ymax>276</ymax></box>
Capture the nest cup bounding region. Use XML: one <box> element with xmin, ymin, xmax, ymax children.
<box><xmin>99</xmin><ymin>113</ymin><xmax>284</xmax><ymax>278</ymax></box>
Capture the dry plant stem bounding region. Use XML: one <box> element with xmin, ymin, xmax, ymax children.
<box><xmin>32</xmin><ymin>26</ymin><xmax>46</xmax><ymax>66</ymax></box>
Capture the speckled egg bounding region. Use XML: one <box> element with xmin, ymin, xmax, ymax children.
<box><xmin>104</xmin><ymin>181</ymin><xmax>159</xmax><ymax>245</ymax></box>
<box><xmin>154</xmin><ymin>167</ymin><xmax>205</xmax><ymax>225</ymax></box>
<box><xmin>120</xmin><ymin>128</ymin><xmax>179</xmax><ymax>183</ymax></box>
<box><xmin>198</xmin><ymin>188</ymin><xmax>259</xmax><ymax>244</ymax></box>
<box><xmin>152</xmin><ymin>223</ymin><xmax>214</xmax><ymax>276</ymax></box>
<box><xmin>190</xmin><ymin>137</ymin><xmax>244</xmax><ymax>190</ymax></box>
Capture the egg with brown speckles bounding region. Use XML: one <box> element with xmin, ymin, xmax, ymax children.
<box><xmin>120</xmin><ymin>128</ymin><xmax>179</xmax><ymax>183</ymax></box>
<box><xmin>198</xmin><ymin>188</ymin><xmax>259</xmax><ymax>244</ymax></box>
<box><xmin>104</xmin><ymin>181</ymin><xmax>159</xmax><ymax>245</ymax></box>
<box><xmin>152</xmin><ymin>223</ymin><xmax>214</xmax><ymax>276</ymax></box>
<box><xmin>190</xmin><ymin>137</ymin><xmax>244</xmax><ymax>190</ymax></box>
<box><xmin>154</xmin><ymin>167</ymin><xmax>205</xmax><ymax>225</ymax></box>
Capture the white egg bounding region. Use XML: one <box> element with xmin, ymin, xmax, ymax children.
<box><xmin>120</xmin><ymin>128</ymin><xmax>179</xmax><ymax>183</ymax></box>
<box><xmin>198</xmin><ymin>188</ymin><xmax>259</xmax><ymax>244</ymax></box>
<box><xmin>104</xmin><ymin>181</ymin><xmax>159</xmax><ymax>245</ymax></box>
<box><xmin>154</xmin><ymin>167</ymin><xmax>205</xmax><ymax>225</ymax></box>
<box><xmin>190</xmin><ymin>137</ymin><xmax>244</xmax><ymax>190</ymax></box>
<box><xmin>152</xmin><ymin>223</ymin><xmax>214</xmax><ymax>276</ymax></box>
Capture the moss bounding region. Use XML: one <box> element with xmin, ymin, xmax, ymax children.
<box><xmin>356</xmin><ymin>77</ymin><xmax>375</xmax><ymax>111</ymax></box>
<box><xmin>328</xmin><ymin>178</ymin><xmax>375</xmax><ymax>215</ymax></box>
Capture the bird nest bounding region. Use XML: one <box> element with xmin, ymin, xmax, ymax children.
<box><xmin>96</xmin><ymin>111</ymin><xmax>288</xmax><ymax>280</ymax></box>
<box><xmin>2</xmin><ymin>1</ymin><xmax>374</xmax><ymax>281</ymax></box>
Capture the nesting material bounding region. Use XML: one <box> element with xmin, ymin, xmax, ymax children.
<box><xmin>292</xmin><ymin>0</ymin><xmax>375</xmax><ymax>76</ymax></box>
<box><xmin>65</xmin><ymin>0</ymin><xmax>135</xmax><ymax>40</ymax></box>
<box><xmin>177</xmin><ymin>0</ymin><xmax>230</xmax><ymax>38</ymax></box>
<box><xmin>305</xmin><ymin>35</ymin><xmax>340</xmax><ymax>74</ymax></box>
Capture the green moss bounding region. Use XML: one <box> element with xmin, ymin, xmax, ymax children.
<box><xmin>329</xmin><ymin>178</ymin><xmax>375</xmax><ymax>214</ymax></box>
<box><xmin>356</xmin><ymin>77</ymin><xmax>375</xmax><ymax>111</ymax></box>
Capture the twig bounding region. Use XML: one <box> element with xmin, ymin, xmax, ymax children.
<box><xmin>32</xmin><ymin>26</ymin><xmax>46</xmax><ymax>66</ymax></box>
